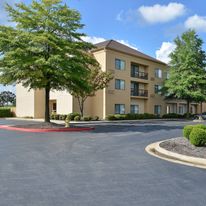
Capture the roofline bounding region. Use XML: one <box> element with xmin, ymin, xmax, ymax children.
<box><xmin>92</xmin><ymin>46</ymin><xmax>167</xmax><ymax>66</ymax></box>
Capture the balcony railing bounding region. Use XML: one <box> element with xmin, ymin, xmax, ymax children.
<box><xmin>131</xmin><ymin>71</ymin><xmax>148</xmax><ymax>80</ymax></box>
<box><xmin>131</xmin><ymin>89</ymin><xmax>148</xmax><ymax>97</ymax></box>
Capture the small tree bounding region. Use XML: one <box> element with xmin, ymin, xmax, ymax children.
<box><xmin>0</xmin><ymin>91</ymin><xmax>16</xmax><ymax>106</ymax></box>
<box><xmin>164</xmin><ymin>30</ymin><xmax>206</xmax><ymax>118</ymax></box>
<box><xmin>70</xmin><ymin>66</ymin><xmax>113</xmax><ymax>117</ymax></box>
<box><xmin>0</xmin><ymin>0</ymin><xmax>98</xmax><ymax>122</ymax></box>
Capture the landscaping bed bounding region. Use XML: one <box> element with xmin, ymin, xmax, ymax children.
<box><xmin>160</xmin><ymin>137</ymin><xmax>206</xmax><ymax>159</ymax></box>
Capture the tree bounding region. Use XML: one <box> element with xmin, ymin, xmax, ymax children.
<box><xmin>0</xmin><ymin>0</ymin><xmax>98</xmax><ymax>122</ymax></box>
<box><xmin>164</xmin><ymin>30</ymin><xmax>206</xmax><ymax>118</ymax></box>
<box><xmin>70</xmin><ymin>66</ymin><xmax>113</xmax><ymax>117</ymax></box>
<box><xmin>0</xmin><ymin>91</ymin><xmax>16</xmax><ymax>106</ymax></box>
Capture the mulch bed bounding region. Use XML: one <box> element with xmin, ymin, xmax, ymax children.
<box><xmin>160</xmin><ymin>137</ymin><xmax>206</xmax><ymax>159</ymax></box>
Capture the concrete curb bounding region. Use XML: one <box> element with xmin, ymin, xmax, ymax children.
<box><xmin>0</xmin><ymin>125</ymin><xmax>94</xmax><ymax>133</ymax></box>
<box><xmin>145</xmin><ymin>139</ymin><xmax>206</xmax><ymax>169</ymax></box>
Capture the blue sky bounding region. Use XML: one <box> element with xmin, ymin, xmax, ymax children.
<box><xmin>1</xmin><ymin>0</ymin><xmax>206</xmax><ymax>92</ymax></box>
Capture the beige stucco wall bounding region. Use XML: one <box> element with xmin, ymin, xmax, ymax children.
<box><xmin>102</xmin><ymin>49</ymin><xmax>168</xmax><ymax>117</ymax></box>
<box><xmin>16</xmin><ymin>84</ymin><xmax>35</xmax><ymax>117</ymax></box>
<box><xmin>50</xmin><ymin>90</ymin><xmax>73</xmax><ymax>114</ymax></box>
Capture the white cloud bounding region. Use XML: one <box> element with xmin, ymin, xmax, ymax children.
<box><xmin>83</xmin><ymin>36</ymin><xmax>138</xmax><ymax>50</ymax></box>
<box><xmin>138</xmin><ymin>2</ymin><xmax>186</xmax><ymax>24</ymax></box>
<box><xmin>156</xmin><ymin>42</ymin><xmax>176</xmax><ymax>63</ymax></box>
<box><xmin>185</xmin><ymin>15</ymin><xmax>206</xmax><ymax>32</ymax></box>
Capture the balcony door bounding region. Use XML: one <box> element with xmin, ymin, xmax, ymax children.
<box><xmin>131</xmin><ymin>82</ymin><xmax>139</xmax><ymax>96</ymax></box>
<box><xmin>131</xmin><ymin>64</ymin><xmax>139</xmax><ymax>78</ymax></box>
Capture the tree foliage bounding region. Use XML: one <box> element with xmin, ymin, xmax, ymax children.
<box><xmin>70</xmin><ymin>66</ymin><xmax>113</xmax><ymax>117</ymax></box>
<box><xmin>0</xmin><ymin>91</ymin><xmax>16</xmax><ymax>106</ymax></box>
<box><xmin>0</xmin><ymin>0</ymin><xmax>98</xmax><ymax>122</ymax></box>
<box><xmin>163</xmin><ymin>30</ymin><xmax>206</xmax><ymax>117</ymax></box>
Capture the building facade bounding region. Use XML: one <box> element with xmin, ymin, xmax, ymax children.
<box><xmin>16</xmin><ymin>40</ymin><xmax>204</xmax><ymax>119</ymax></box>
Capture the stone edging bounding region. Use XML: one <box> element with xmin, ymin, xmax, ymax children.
<box><xmin>0</xmin><ymin>125</ymin><xmax>94</xmax><ymax>133</ymax></box>
<box><xmin>145</xmin><ymin>139</ymin><xmax>206</xmax><ymax>169</ymax></box>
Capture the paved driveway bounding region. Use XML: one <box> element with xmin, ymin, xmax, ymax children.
<box><xmin>0</xmin><ymin>119</ymin><xmax>206</xmax><ymax>206</ymax></box>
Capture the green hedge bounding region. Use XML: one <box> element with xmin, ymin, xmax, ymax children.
<box><xmin>190</xmin><ymin>128</ymin><xmax>206</xmax><ymax>147</ymax></box>
<box><xmin>183</xmin><ymin>124</ymin><xmax>206</xmax><ymax>146</ymax></box>
<box><xmin>162</xmin><ymin>113</ymin><xmax>183</xmax><ymax>119</ymax></box>
<box><xmin>0</xmin><ymin>108</ymin><xmax>13</xmax><ymax>117</ymax></box>
<box><xmin>106</xmin><ymin>113</ymin><xmax>158</xmax><ymax>121</ymax></box>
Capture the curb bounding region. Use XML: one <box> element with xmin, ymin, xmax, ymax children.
<box><xmin>0</xmin><ymin>125</ymin><xmax>94</xmax><ymax>133</ymax></box>
<box><xmin>145</xmin><ymin>139</ymin><xmax>206</xmax><ymax>169</ymax></box>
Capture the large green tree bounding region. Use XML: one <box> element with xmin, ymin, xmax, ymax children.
<box><xmin>70</xmin><ymin>65</ymin><xmax>113</xmax><ymax>117</ymax></box>
<box><xmin>0</xmin><ymin>0</ymin><xmax>98</xmax><ymax>122</ymax></box>
<box><xmin>164</xmin><ymin>30</ymin><xmax>206</xmax><ymax>118</ymax></box>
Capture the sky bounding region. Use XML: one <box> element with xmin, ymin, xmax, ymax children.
<box><xmin>0</xmin><ymin>0</ymin><xmax>206</xmax><ymax>92</ymax></box>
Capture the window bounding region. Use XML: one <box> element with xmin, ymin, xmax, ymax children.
<box><xmin>130</xmin><ymin>105</ymin><xmax>139</xmax><ymax>114</ymax></box>
<box><xmin>179</xmin><ymin>105</ymin><xmax>186</xmax><ymax>114</ymax></box>
<box><xmin>115</xmin><ymin>79</ymin><xmax>125</xmax><ymax>90</ymax></box>
<box><xmin>131</xmin><ymin>64</ymin><xmax>139</xmax><ymax>77</ymax></box>
<box><xmin>52</xmin><ymin>103</ymin><xmax>56</xmax><ymax>112</ymax></box>
<box><xmin>154</xmin><ymin>85</ymin><xmax>162</xmax><ymax>94</ymax></box>
<box><xmin>155</xmin><ymin>68</ymin><xmax>162</xmax><ymax>78</ymax></box>
<box><xmin>115</xmin><ymin>104</ymin><xmax>125</xmax><ymax>114</ymax></box>
<box><xmin>115</xmin><ymin>58</ymin><xmax>125</xmax><ymax>70</ymax></box>
<box><xmin>165</xmin><ymin>71</ymin><xmax>170</xmax><ymax>79</ymax></box>
<box><xmin>154</xmin><ymin>105</ymin><xmax>161</xmax><ymax>115</ymax></box>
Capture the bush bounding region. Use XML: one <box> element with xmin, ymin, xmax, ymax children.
<box><xmin>183</xmin><ymin>124</ymin><xmax>206</xmax><ymax>140</ymax></box>
<box><xmin>190</xmin><ymin>128</ymin><xmax>206</xmax><ymax>147</ymax></box>
<box><xmin>183</xmin><ymin>125</ymin><xmax>194</xmax><ymax>139</ymax></box>
<box><xmin>82</xmin><ymin>116</ymin><xmax>92</xmax><ymax>121</ymax></box>
<box><xmin>0</xmin><ymin>108</ymin><xmax>13</xmax><ymax>117</ymax></box>
<box><xmin>162</xmin><ymin>113</ymin><xmax>183</xmax><ymax>119</ymax></box>
<box><xmin>59</xmin><ymin>114</ymin><xmax>67</xmax><ymax>120</ymax></box>
<box><xmin>67</xmin><ymin>112</ymin><xmax>80</xmax><ymax>121</ymax></box>
<box><xmin>106</xmin><ymin>113</ymin><xmax>158</xmax><ymax>121</ymax></box>
<box><xmin>74</xmin><ymin>116</ymin><xmax>81</xmax><ymax>121</ymax></box>
<box><xmin>92</xmin><ymin>116</ymin><xmax>99</xmax><ymax>121</ymax></box>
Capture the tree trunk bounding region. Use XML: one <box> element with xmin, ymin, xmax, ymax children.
<box><xmin>77</xmin><ymin>97</ymin><xmax>85</xmax><ymax>117</ymax></box>
<box><xmin>186</xmin><ymin>100</ymin><xmax>190</xmax><ymax>119</ymax></box>
<box><xmin>45</xmin><ymin>86</ymin><xmax>50</xmax><ymax>123</ymax></box>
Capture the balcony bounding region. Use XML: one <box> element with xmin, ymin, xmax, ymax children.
<box><xmin>131</xmin><ymin>89</ymin><xmax>148</xmax><ymax>97</ymax></box>
<box><xmin>131</xmin><ymin>71</ymin><xmax>148</xmax><ymax>80</ymax></box>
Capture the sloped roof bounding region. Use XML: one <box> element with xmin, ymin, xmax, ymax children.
<box><xmin>93</xmin><ymin>40</ymin><xmax>167</xmax><ymax>66</ymax></box>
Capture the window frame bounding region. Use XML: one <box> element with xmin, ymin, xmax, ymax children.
<box><xmin>115</xmin><ymin>104</ymin><xmax>125</xmax><ymax>114</ymax></box>
<box><xmin>155</xmin><ymin>68</ymin><xmax>162</xmax><ymax>78</ymax></box>
<box><xmin>115</xmin><ymin>58</ymin><xmax>126</xmax><ymax>70</ymax></box>
<box><xmin>115</xmin><ymin>79</ymin><xmax>125</xmax><ymax>90</ymax></box>
<box><xmin>130</xmin><ymin>104</ymin><xmax>139</xmax><ymax>114</ymax></box>
<box><xmin>154</xmin><ymin>105</ymin><xmax>161</xmax><ymax>115</ymax></box>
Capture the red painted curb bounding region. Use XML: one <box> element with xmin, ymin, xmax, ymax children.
<box><xmin>0</xmin><ymin>125</ymin><xmax>94</xmax><ymax>133</ymax></box>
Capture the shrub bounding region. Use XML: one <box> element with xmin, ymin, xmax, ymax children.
<box><xmin>190</xmin><ymin>128</ymin><xmax>206</xmax><ymax>147</ymax></box>
<box><xmin>68</xmin><ymin>112</ymin><xmax>81</xmax><ymax>121</ymax></box>
<box><xmin>92</xmin><ymin>116</ymin><xmax>99</xmax><ymax>121</ymax></box>
<box><xmin>195</xmin><ymin>124</ymin><xmax>206</xmax><ymax>130</ymax></box>
<box><xmin>183</xmin><ymin>125</ymin><xmax>194</xmax><ymax>139</ymax></box>
<box><xmin>74</xmin><ymin>116</ymin><xmax>81</xmax><ymax>121</ymax></box>
<box><xmin>162</xmin><ymin>113</ymin><xmax>183</xmax><ymax>119</ymax></box>
<box><xmin>82</xmin><ymin>116</ymin><xmax>92</xmax><ymax>121</ymax></box>
<box><xmin>0</xmin><ymin>108</ymin><xmax>13</xmax><ymax>117</ymax></box>
<box><xmin>106</xmin><ymin>114</ymin><xmax>116</xmax><ymax>120</ymax></box>
<box><xmin>59</xmin><ymin>114</ymin><xmax>67</xmax><ymax>120</ymax></box>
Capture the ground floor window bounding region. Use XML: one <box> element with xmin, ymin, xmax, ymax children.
<box><xmin>130</xmin><ymin>105</ymin><xmax>139</xmax><ymax>114</ymax></box>
<box><xmin>52</xmin><ymin>102</ymin><xmax>57</xmax><ymax>112</ymax></box>
<box><xmin>115</xmin><ymin>104</ymin><xmax>125</xmax><ymax>114</ymax></box>
<box><xmin>154</xmin><ymin>105</ymin><xmax>161</xmax><ymax>115</ymax></box>
<box><xmin>179</xmin><ymin>105</ymin><xmax>186</xmax><ymax>114</ymax></box>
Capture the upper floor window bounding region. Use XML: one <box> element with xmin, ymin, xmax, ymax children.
<box><xmin>131</xmin><ymin>64</ymin><xmax>139</xmax><ymax>77</ymax></box>
<box><xmin>165</xmin><ymin>71</ymin><xmax>170</xmax><ymax>79</ymax></box>
<box><xmin>155</xmin><ymin>68</ymin><xmax>162</xmax><ymax>78</ymax></box>
<box><xmin>154</xmin><ymin>85</ymin><xmax>162</xmax><ymax>94</ymax></box>
<box><xmin>115</xmin><ymin>58</ymin><xmax>125</xmax><ymax>70</ymax></box>
<box><xmin>115</xmin><ymin>104</ymin><xmax>125</xmax><ymax>114</ymax></box>
<box><xmin>115</xmin><ymin>79</ymin><xmax>125</xmax><ymax>90</ymax></box>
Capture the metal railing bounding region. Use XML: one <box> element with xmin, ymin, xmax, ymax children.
<box><xmin>131</xmin><ymin>89</ymin><xmax>148</xmax><ymax>97</ymax></box>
